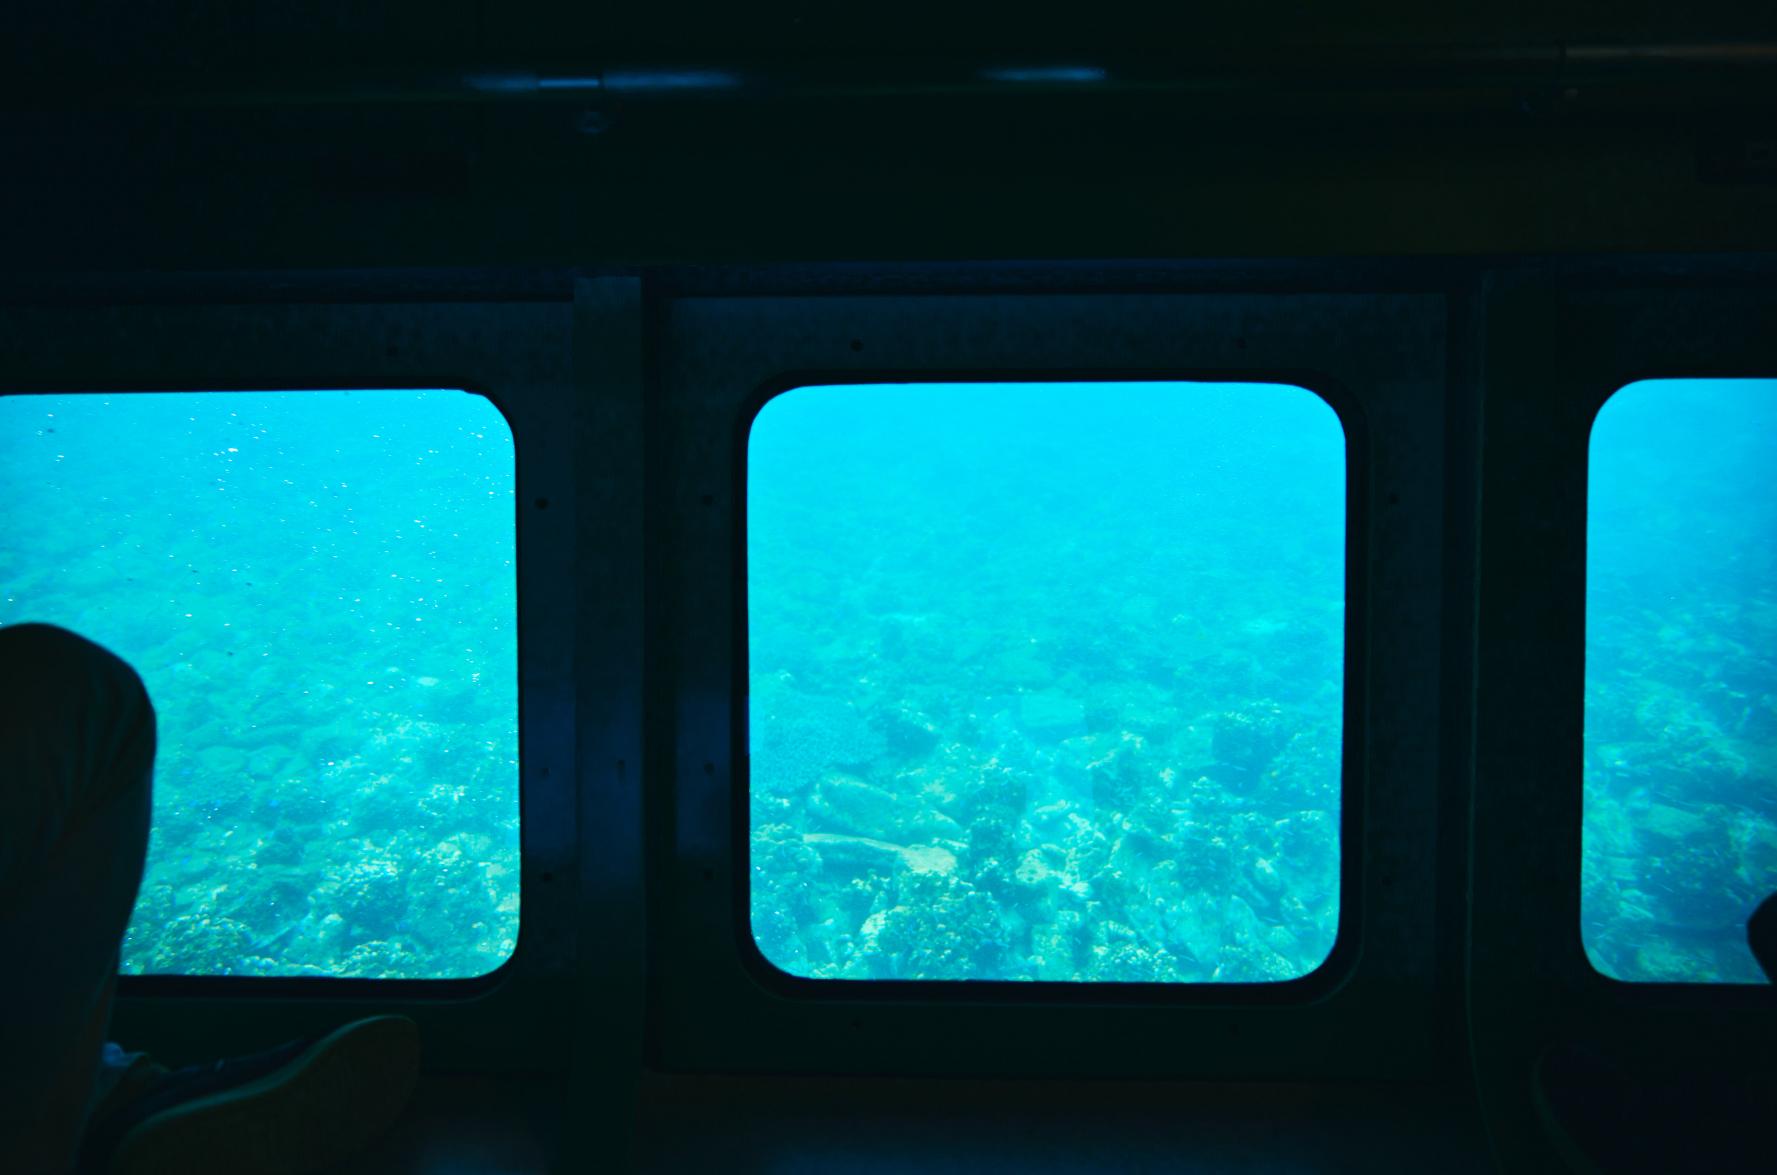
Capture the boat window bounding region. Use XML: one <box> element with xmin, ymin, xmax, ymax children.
<box><xmin>746</xmin><ymin>381</ymin><xmax>1347</xmax><ymax>982</ymax></box>
<box><xmin>0</xmin><ymin>390</ymin><xmax>520</xmax><ymax>979</ymax></box>
<box><xmin>1584</xmin><ymin>378</ymin><xmax>1777</xmax><ymax>983</ymax></box>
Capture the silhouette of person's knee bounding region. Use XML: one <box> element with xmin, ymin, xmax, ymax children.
<box><xmin>0</xmin><ymin>622</ymin><xmax>154</xmax><ymax>753</ymax></box>
<box><xmin>1749</xmin><ymin>892</ymin><xmax>1777</xmax><ymax>982</ymax></box>
<box><xmin>1</xmin><ymin>622</ymin><xmax>156</xmax><ymax>904</ymax></box>
<box><xmin>0</xmin><ymin>622</ymin><xmax>157</xmax><ymax>1173</ymax></box>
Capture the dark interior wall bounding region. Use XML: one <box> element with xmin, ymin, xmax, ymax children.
<box><xmin>5</xmin><ymin>2</ymin><xmax>1777</xmax><ymax>273</ymax></box>
<box><xmin>13</xmin><ymin>104</ymin><xmax>1777</xmax><ymax>271</ymax></box>
<box><xmin>9</xmin><ymin>1</ymin><xmax>1777</xmax><ymax>68</ymax></box>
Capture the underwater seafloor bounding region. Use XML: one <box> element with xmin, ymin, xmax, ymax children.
<box><xmin>1580</xmin><ymin>379</ymin><xmax>1777</xmax><ymax>984</ymax></box>
<box><xmin>0</xmin><ymin>390</ymin><xmax>519</xmax><ymax>979</ymax></box>
<box><xmin>747</xmin><ymin>383</ymin><xmax>1348</xmax><ymax>983</ymax></box>
<box><xmin>1</xmin><ymin>379</ymin><xmax>1769</xmax><ymax>987</ymax></box>
<box><xmin>748</xmin><ymin>379</ymin><xmax>1777</xmax><ymax>986</ymax></box>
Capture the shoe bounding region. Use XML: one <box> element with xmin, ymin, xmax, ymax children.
<box><xmin>80</xmin><ymin>1014</ymin><xmax>420</xmax><ymax>1175</ymax></box>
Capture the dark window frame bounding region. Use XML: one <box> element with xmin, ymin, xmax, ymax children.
<box><xmin>0</xmin><ymin>296</ymin><xmax>592</xmax><ymax>1072</ymax></box>
<box><xmin>1469</xmin><ymin>279</ymin><xmax>1777</xmax><ymax>1147</ymax></box>
<box><xmin>652</xmin><ymin>289</ymin><xmax>1451</xmax><ymax>1080</ymax></box>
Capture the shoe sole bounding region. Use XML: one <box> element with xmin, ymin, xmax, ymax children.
<box><xmin>108</xmin><ymin>1015</ymin><xmax>421</xmax><ymax>1175</ymax></box>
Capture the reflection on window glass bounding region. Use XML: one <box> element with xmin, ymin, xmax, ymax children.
<box><xmin>1585</xmin><ymin>379</ymin><xmax>1777</xmax><ymax>983</ymax></box>
<box><xmin>0</xmin><ymin>391</ymin><xmax>519</xmax><ymax>979</ymax></box>
<box><xmin>747</xmin><ymin>382</ymin><xmax>1346</xmax><ymax>982</ymax></box>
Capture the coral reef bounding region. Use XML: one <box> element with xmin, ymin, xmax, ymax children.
<box><xmin>745</xmin><ymin>383</ymin><xmax>1350</xmax><ymax>983</ymax></box>
<box><xmin>1</xmin><ymin>390</ymin><xmax>521</xmax><ymax>980</ymax></box>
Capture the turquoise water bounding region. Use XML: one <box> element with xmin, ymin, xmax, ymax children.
<box><xmin>0</xmin><ymin>391</ymin><xmax>519</xmax><ymax>979</ymax></box>
<box><xmin>10</xmin><ymin>378</ymin><xmax>1758</xmax><ymax>989</ymax></box>
<box><xmin>747</xmin><ymin>383</ymin><xmax>1347</xmax><ymax>982</ymax></box>
<box><xmin>1584</xmin><ymin>379</ymin><xmax>1777</xmax><ymax>983</ymax></box>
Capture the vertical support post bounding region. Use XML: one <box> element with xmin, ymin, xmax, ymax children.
<box><xmin>565</xmin><ymin>276</ymin><xmax>647</xmax><ymax>1172</ymax></box>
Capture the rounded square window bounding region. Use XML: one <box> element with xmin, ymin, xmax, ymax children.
<box><xmin>1584</xmin><ymin>378</ymin><xmax>1777</xmax><ymax>984</ymax></box>
<box><xmin>746</xmin><ymin>381</ymin><xmax>1347</xmax><ymax>982</ymax></box>
<box><xmin>0</xmin><ymin>390</ymin><xmax>520</xmax><ymax>979</ymax></box>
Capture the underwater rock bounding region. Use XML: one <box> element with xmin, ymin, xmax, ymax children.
<box><xmin>1268</xmin><ymin>719</ymin><xmax>1340</xmax><ymax>807</ymax></box>
<box><xmin>1012</xmin><ymin>845</ymin><xmax>1069</xmax><ymax>889</ymax></box>
<box><xmin>1164</xmin><ymin>900</ymin><xmax>1225</xmax><ymax>978</ymax></box>
<box><xmin>1214</xmin><ymin>940</ymin><xmax>1299</xmax><ymax>983</ymax></box>
<box><xmin>353</xmin><ymin>772</ymin><xmax>416</xmax><ymax>834</ymax></box>
<box><xmin>966</xmin><ymin>762</ymin><xmax>1028</xmax><ymax>817</ymax></box>
<box><xmin>1739</xmin><ymin>695</ymin><xmax>1777</xmax><ymax>742</ymax></box>
<box><xmin>993</xmin><ymin>642</ymin><xmax>1053</xmax><ymax>689</ymax></box>
<box><xmin>834</xmin><ymin>876</ymin><xmax>882</xmax><ymax>926</ymax></box>
<box><xmin>263</xmin><ymin>778</ymin><xmax>331</xmax><ymax>825</ymax></box>
<box><xmin>1731</xmin><ymin>815</ymin><xmax>1777</xmax><ymax>888</ymax></box>
<box><xmin>1632</xmin><ymin>939</ymin><xmax>1718</xmax><ymax>984</ymax></box>
<box><xmin>1030</xmin><ymin>921</ymin><xmax>1078</xmax><ymax>981</ymax></box>
<box><xmin>254</xmin><ymin>824</ymin><xmax>304</xmax><ymax>867</ymax></box>
<box><xmin>1274</xmin><ymin>809</ymin><xmax>1337</xmax><ymax>876</ymax></box>
<box><xmin>809</xmin><ymin>774</ymin><xmax>901</xmax><ymax>835</ymax></box>
<box><xmin>131</xmin><ymin>912</ymin><xmax>256</xmax><ymax>976</ymax></box>
<box><xmin>340</xmin><ymin>938</ymin><xmax>420</xmax><ymax>979</ymax></box>
<box><xmin>1264</xmin><ymin>923</ymin><xmax>1302</xmax><ymax>961</ymax></box>
<box><xmin>1045</xmin><ymin>730</ymin><xmax>1149</xmax><ymax>815</ymax></box>
<box><xmin>803</xmin><ymin>832</ymin><xmax>956</xmax><ymax>877</ymax></box>
<box><xmin>409</xmin><ymin>775</ymin><xmax>461</xmax><ymax>824</ymax></box>
<box><xmin>321</xmin><ymin>851</ymin><xmax>407</xmax><ymax>943</ymax></box>
<box><xmin>245</xmin><ymin>744</ymin><xmax>296</xmax><ymax>781</ymax></box>
<box><xmin>752</xmin><ymin>689</ymin><xmax>888</xmax><ymax>795</ymax></box>
<box><xmin>752</xmin><ymin>822</ymin><xmax>823</xmax><ymax>884</ymax></box>
<box><xmin>854</xmin><ymin>871</ymin><xmax>1007</xmax><ymax>979</ymax></box>
<box><xmin>1243</xmin><ymin>854</ymin><xmax>1287</xmax><ymax>909</ymax></box>
<box><xmin>1093</xmin><ymin>733</ymin><xmax>1153</xmax><ymax>811</ymax></box>
<box><xmin>454</xmin><ymin>830</ymin><xmax>500</xmax><ymax>861</ymax></box>
<box><xmin>1211</xmin><ymin>703</ymin><xmax>1288</xmax><ymax>777</ymax></box>
<box><xmin>1171</xmin><ymin>820</ymin><xmax>1235</xmax><ymax>891</ymax></box>
<box><xmin>810</xmin><ymin>773</ymin><xmax>961</xmax><ymax>842</ymax></box>
<box><xmin>753</xmin><ymin>905</ymin><xmax>809</xmax><ymax>973</ymax></box>
<box><xmin>196</xmin><ymin>743</ymin><xmax>249</xmax><ymax>779</ymax></box>
<box><xmin>117</xmin><ymin>884</ymin><xmax>177</xmax><ymax>974</ymax></box>
<box><xmin>1019</xmin><ymin>690</ymin><xmax>1087</xmax><ymax>743</ymax></box>
<box><xmin>1116</xmin><ymin>689</ymin><xmax>1189</xmax><ymax>745</ymax></box>
<box><xmin>877</xmin><ymin>702</ymin><xmax>942</xmax><ymax>756</ymax></box>
<box><xmin>1637</xmin><ymin>802</ymin><xmax>1713</xmax><ymax>847</ymax></box>
<box><xmin>966</xmin><ymin>808</ymin><xmax>1016</xmax><ymax>863</ymax></box>
<box><xmin>1087</xmin><ymin>938</ymin><xmax>1183</xmax><ymax>983</ymax></box>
